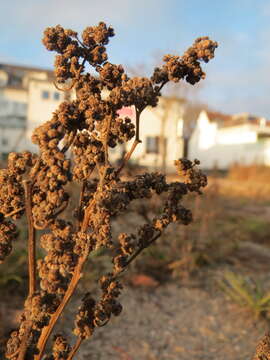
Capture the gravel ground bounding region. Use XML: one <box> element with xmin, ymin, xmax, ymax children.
<box><xmin>2</xmin><ymin>240</ymin><xmax>270</xmax><ymax>359</ymax></box>
<box><xmin>0</xmin><ymin>276</ymin><xmax>267</xmax><ymax>360</ymax></box>
<box><xmin>64</xmin><ymin>282</ymin><xmax>266</xmax><ymax>360</ymax></box>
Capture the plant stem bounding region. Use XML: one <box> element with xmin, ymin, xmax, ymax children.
<box><xmin>67</xmin><ymin>337</ymin><xmax>83</xmax><ymax>360</ymax></box>
<box><xmin>35</xmin><ymin>253</ymin><xmax>88</xmax><ymax>360</ymax></box>
<box><xmin>156</xmin><ymin>80</ymin><xmax>167</xmax><ymax>93</ymax></box>
<box><xmin>52</xmin><ymin>200</ymin><xmax>69</xmax><ymax>218</ymax></box>
<box><xmin>35</xmin><ymin>202</ymin><xmax>94</xmax><ymax>360</ymax></box>
<box><xmin>17</xmin><ymin>182</ymin><xmax>36</xmax><ymax>360</ymax></box>
<box><xmin>17</xmin><ymin>320</ymin><xmax>33</xmax><ymax>360</ymax></box>
<box><xmin>77</xmin><ymin>180</ymin><xmax>86</xmax><ymax>229</ymax></box>
<box><xmin>116</xmin><ymin>107</ymin><xmax>142</xmax><ymax>175</ymax></box>
<box><xmin>104</xmin><ymin>115</ymin><xmax>112</xmax><ymax>166</ymax></box>
<box><xmin>126</xmin><ymin>231</ymin><xmax>161</xmax><ymax>267</ymax></box>
<box><xmin>112</xmin><ymin>231</ymin><xmax>162</xmax><ymax>281</ymax></box>
<box><xmin>4</xmin><ymin>207</ymin><xmax>25</xmax><ymax>218</ymax></box>
<box><xmin>23</xmin><ymin>180</ymin><xmax>36</xmax><ymax>297</ymax></box>
<box><xmin>61</xmin><ymin>131</ymin><xmax>76</xmax><ymax>153</ymax></box>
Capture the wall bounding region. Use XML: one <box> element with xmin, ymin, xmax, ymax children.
<box><xmin>189</xmin><ymin>110</ymin><xmax>270</xmax><ymax>169</ymax></box>
<box><xmin>113</xmin><ymin>99</ymin><xmax>185</xmax><ymax>172</ymax></box>
<box><xmin>0</xmin><ymin>127</ymin><xmax>26</xmax><ymax>156</ymax></box>
<box><xmin>190</xmin><ymin>140</ymin><xmax>270</xmax><ymax>169</ymax></box>
<box><xmin>26</xmin><ymin>79</ymin><xmax>64</xmax><ymax>152</ymax></box>
<box><xmin>0</xmin><ymin>87</ymin><xmax>28</xmax><ymax>103</ymax></box>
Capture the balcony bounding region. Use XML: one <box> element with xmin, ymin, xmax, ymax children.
<box><xmin>0</xmin><ymin>100</ymin><xmax>27</xmax><ymax>128</ymax></box>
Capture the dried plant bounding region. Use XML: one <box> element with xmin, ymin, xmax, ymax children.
<box><xmin>1</xmin><ymin>22</ymin><xmax>217</xmax><ymax>359</ymax></box>
<box><xmin>219</xmin><ymin>271</ymin><xmax>270</xmax><ymax>319</ymax></box>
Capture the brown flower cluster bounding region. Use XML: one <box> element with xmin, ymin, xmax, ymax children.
<box><xmin>38</xmin><ymin>220</ymin><xmax>77</xmax><ymax>295</ymax></box>
<box><xmin>6</xmin><ymin>291</ymin><xmax>59</xmax><ymax>359</ymax></box>
<box><xmin>253</xmin><ymin>333</ymin><xmax>270</xmax><ymax>360</ymax></box>
<box><xmin>0</xmin><ymin>151</ymin><xmax>34</xmax><ymax>219</ymax></box>
<box><xmin>109</xmin><ymin>77</ymin><xmax>160</xmax><ymax>111</ymax></box>
<box><xmin>175</xmin><ymin>158</ymin><xmax>207</xmax><ymax>194</ymax></box>
<box><xmin>152</xmin><ymin>36</ymin><xmax>218</xmax><ymax>85</ymax></box>
<box><xmin>44</xmin><ymin>334</ymin><xmax>71</xmax><ymax>360</ymax></box>
<box><xmin>2</xmin><ymin>22</ymin><xmax>217</xmax><ymax>360</ymax></box>
<box><xmin>31</xmin><ymin>115</ymin><xmax>71</xmax><ymax>227</ymax></box>
<box><xmin>43</xmin><ymin>22</ymin><xmax>114</xmax><ymax>83</ymax></box>
<box><xmin>74</xmin><ymin>276</ymin><xmax>122</xmax><ymax>338</ymax></box>
<box><xmin>0</xmin><ymin>214</ymin><xmax>17</xmax><ymax>263</ymax></box>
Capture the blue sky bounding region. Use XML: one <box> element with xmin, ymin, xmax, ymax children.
<box><xmin>1</xmin><ymin>0</ymin><xmax>270</xmax><ymax>117</ymax></box>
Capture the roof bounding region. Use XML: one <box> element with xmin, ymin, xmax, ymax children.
<box><xmin>205</xmin><ymin>110</ymin><xmax>270</xmax><ymax>129</ymax></box>
<box><xmin>206</xmin><ymin>110</ymin><xmax>232</xmax><ymax>123</ymax></box>
<box><xmin>0</xmin><ymin>63</ymin><xmax>53</xmax><ymax>75</ymax></box>
<box><xmin>0</xmin><ymin>63</ymin><xmax>54</xmax><ymax>90</ymax></box>
<box><xmin>221</xmin><ymin>113</ymin><xmax>270</xmax><ymax>128</ymax></box>
<box><xmin>161</xmin><ymin>96</ymin><xmax>186</xmax><ymax>103</ymax></box>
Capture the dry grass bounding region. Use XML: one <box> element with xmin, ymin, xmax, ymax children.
<box><xmin>225</xmin><ymin>164</ymin><xmax>270</xmax><ymax>201</ymax></box>
<box><xmin>229</xmin><ymin>164</ymin><xmax>270</xmax><ymax>183</ymax></box>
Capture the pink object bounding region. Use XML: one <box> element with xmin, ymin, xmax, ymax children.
<box><xmin>117</xmin><ymin>106</ymin><xmax>135</xmax><ymax>119</ymax></box>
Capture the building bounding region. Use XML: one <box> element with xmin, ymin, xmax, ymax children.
<box><xmin>0</xmin><ymin>63</ymin><xmax>186</xmax><ymax>171</ymax></box>
<box><xmin>189</xmin><ymin>110</ymin><xmax>270</xmax><ymax>169</ymax></box>
<box><xmin>0</xmin><ymin>63</ymin><xmax>65</xmax><ymax>158</ymax></box>
<box><xmin>113</xmin><ymin>97</ymin><xmax>186</xmax><ymax>172</ymax></box>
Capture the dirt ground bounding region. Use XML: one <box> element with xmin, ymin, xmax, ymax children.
<box><xmin>1</xmin><ymin>271</ymin><xmax>267</xmax><ymax>360</ymax></box>
<box><xmin>61</xmin><ymin>238</ymin><xmax>270</xmax><ymax>360</ymax></box>
<box><xmin>66</xmin><ymin>280</ymin><xmax>264</xmax><ymax>360</ymax></box>
<box><xmin>1</xmin><ymin>175</ymin><xmax>270</xmax><ymax>359</ymax></box>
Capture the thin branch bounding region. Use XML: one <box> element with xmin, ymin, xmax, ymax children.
<box><xmin>4</xmin><ymin>207</ymin><xmax>25</xmax><ymax>218</ymax></box>
<box><xmin>5</xmin><ymin>349</ymin><xmax>19</xmax><ymax>359</ymax></box>
<box><xmin>81</xmin><ymin>198</ymin><xmax>95</xmax><ymax>232</ymax></box>
<box><xmin>116</xmin><ymin>107</ymin><xmax>142</xmax><ymax>175</ymax></box>
<box><xmin>135</xmin><ymin>107</ymin><xmax>141</xmax><ymax>142</ymax></box>
<box><xmin>113</xmin><ymin>230</ymin><xmax>162</xmax><ymax>280</ymax></box>
<box><xmin>17</xmin><ymin>320</ymin><xmax>33</xmax><ymax>360</ymax></box>
<box><xmin>125</xmin><ymin>231</ymin><xmax>161</xmax><ymax>268</ymax></box>
<box><xmin>35</xmin><ymin>247</ymin><xmax>89</xmax><ymax>360</ymax></box>
<box><xmin>54</xmin><ymin>79</ymin><xmax>76</xmax><ymax>92</ymax></box>
<box><xmin>104</xmin><ymin>116</ymin><xmax>112</xmax><ymax>166</ymax></box>
<box><xmin>15</xmin><ymin>181</ymin><xmax>36</xmax><ymax>359</ymax></box>
<box><xmin>77</xmin><ymin>180</ymin><xmax>86</xmax><ymax>229</ymax></box>
<box><xmin>23</xmin><ymin>180</ymin><xmax>36</xmax><ymax>297</ymax></box>
<box><xmin>155</xmin><ymin>80</ymin><xmax>167</xmax><ymax>94</ymax></box>
<box><xmin>35</xmin><ymin>201</ymin><xmax>94</xmax><ymax>360</ymax></box>
<box><xmin>67</xmin><ymin>337</ymin><xmax>83</xmax><ymax>360</ymax></box>
<box><xmin>75</xmin><ymin>35</ymin><xmax>88</xmax><ymax>49</ymax></box>
<box><xmin>61</xmin><ymin>131</ymin><xmax>76</xmax><ymax>153</ymax></box>
<box><xmin>54</xmin><ymin>59</ymin><xmax>86</xmax><ymax>92</ymax></box>
<box><xmin>116</xmin><ymin>139</ymin><xmax>141</xmax><ymax>176</ymax></box>
<box><xmin>77</xmin><ymin>166</ymin><xmax>96</xmax><ymax>230</ymax></box>
<box><xmin>52</xmin><ymin>200</ymin><xmax>69</xmax><ymax>218</ymax></box>
<box><xmin>30</xmin><ymin>158</ymin><xmax>42</xmax><ymax>180</ymax></box>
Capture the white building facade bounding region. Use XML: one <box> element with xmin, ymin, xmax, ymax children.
<box><xmin>189</xmin><ymin>110</ymin><xmax>270</xmax><ymax>169</ymax></box>
<box><xmin>0</xmin><ymin>63</ymin><xmax>65</xmax><ymax>158</ymax></box>
<box><xmin>0</xmin><ymin>63</ymin><xmax>186</xmax><ymax>171</ymax></box>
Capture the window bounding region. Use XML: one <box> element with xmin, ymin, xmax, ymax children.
<box><xmin>146</xmin><ymin>136</ymin><xmax>159</xmax><ymax>154</ymax></box>
<box><xmin>2</xmin><ymin>153</ymin><xmax>8</xmax><ymax>161</ymax></box>
<box><xmin>54</xmin><ymin>92</ymin><xmax>60</xmax><ymax>101</ymax></box>
<box><xmin>2</xmin><ymin>138</ymin><xmax>8</xmax><ymax>146</ymax></box>
<box><xmin>41</xmin><ymin>90</ymin><xmax>49</xmax><ymax>99</ymax></box>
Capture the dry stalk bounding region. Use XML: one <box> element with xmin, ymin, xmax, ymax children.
<box><xmin>0</xmin><ymin>22</ymin><xmax>218</xmax><ymax>360</ymax></box>
<box><xmin>23</xmin><ymin>180</ymin><xmax>36</xmax><ymax>297</ymax></box>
